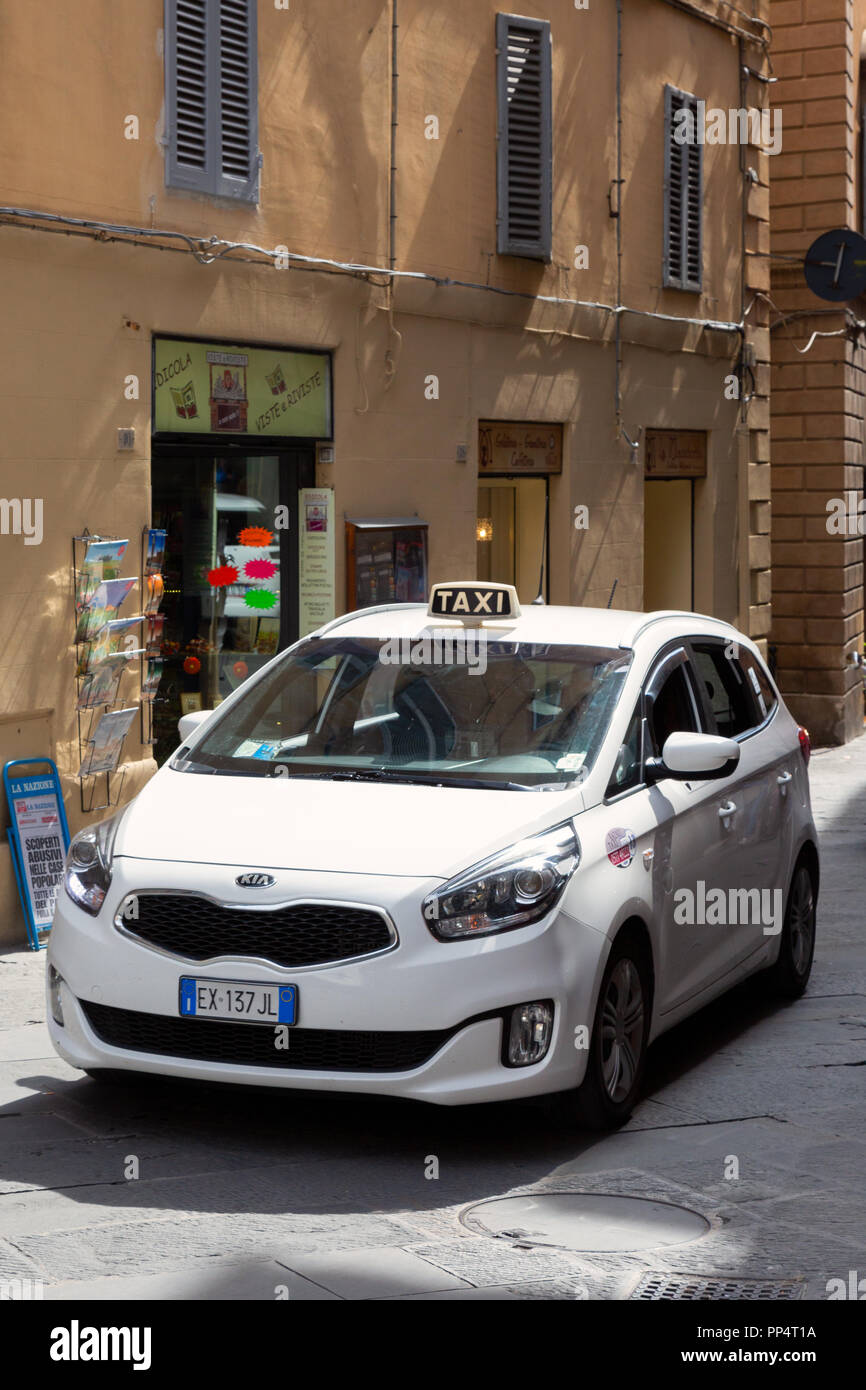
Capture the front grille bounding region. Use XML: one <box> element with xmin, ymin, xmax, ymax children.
<box><xmin>119</xmin><ymin>894</ymin><xmax>394</xmax><ymax>968</ymax></box>
<box><xmin>81</xmin><ymin>1001</ymin><xmax>455</xmax><ymax>1073</ymax></box>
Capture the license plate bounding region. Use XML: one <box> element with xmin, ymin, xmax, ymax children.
<box><xmin>179</xmin><ymin>978</ymin><xmax>297</xmax><ymax>1025</ymax></box>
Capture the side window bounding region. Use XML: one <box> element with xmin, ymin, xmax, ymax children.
<box><xmin>607</xmin><ymin>705</ymin><xmax>643</xmax><ymax>797</ymax></box>
<box><xmin>738</xmin><ymin>649</ymin><xmax>778</xmax><ymax>723</ymax></box>
<box><xmin>691</xmin><ymin>643</ymin><xmax>760</xmax><ymax>737</ymax></box>
<box><xmin>648</xmin><ymin>665</ymin><xmax>701</xmax><ymax>756</ymax></box>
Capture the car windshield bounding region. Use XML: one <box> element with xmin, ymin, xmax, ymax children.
<box><xmin>172</xmin><ymin>634</ymin><xmax>632</xmax><ymax>790</ymax></box>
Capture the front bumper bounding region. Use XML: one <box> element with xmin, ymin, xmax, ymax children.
<box><xmin>46</xmin><ymin>857</ymin><xmax>609</xmax><ymax>1105</ymax></box>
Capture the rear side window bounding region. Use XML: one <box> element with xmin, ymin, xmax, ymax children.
<box><xmin>739</xmin><ymin>649</ymin><xmax>778</xmax><ymax>723</ymax></box>
<box><xmin>691</xmin><ymin>643</ymin><xmax>760</xmax><ymax>737</ymax></box>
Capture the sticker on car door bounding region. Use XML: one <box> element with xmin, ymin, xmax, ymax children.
<box><xmin>605</xmin><ymin>826</ymin><xmax>636</xmax><ymax>868</ymax></box>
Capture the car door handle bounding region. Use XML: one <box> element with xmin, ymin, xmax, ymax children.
<box><xmin>718</xmin><ymin>800</ymin><xmax>737</xmax><ymax>821</ymax></box>
<box><xmin>777</xmin><ymin>771</ymin><xmax>792</xmax><ymax>795</ymax></box>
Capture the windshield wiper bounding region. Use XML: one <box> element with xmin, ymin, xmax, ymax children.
<box><xmin>272</xmin><ymin>766</ymin><xmax>533</xmax><ymax>790</ymax></box>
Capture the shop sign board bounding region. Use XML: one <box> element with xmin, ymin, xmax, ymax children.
<box><xmin>478</xmin><ymin>422</ymin><xmax>563</xmax><ymax>474</ymax></box>
<box><xmin>153</xmin><ymin>337</ymin><xmax>332</xmax><ymax>439</ymax></box>
<box><xmin>645</xmin><ymin>430</ymin><xmax>707</xmax><ymax>478</ymax></box>
<box><xmin>299</xmin><ymin>488</ymin><xmax>335</xmax><ymax>638</ymax></box>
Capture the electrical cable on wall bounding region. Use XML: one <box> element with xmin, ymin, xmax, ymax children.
<box><xmin>0</xmin><ymin>205</ymin><xmax>748</xmax><ymax>339</ymax></box>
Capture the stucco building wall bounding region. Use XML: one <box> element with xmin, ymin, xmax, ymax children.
<box><xmin>0</xmin><ymin>0</ymin><xmax>770</xmax><ymax>943</ymax></box>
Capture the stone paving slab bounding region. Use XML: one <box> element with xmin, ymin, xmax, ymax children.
<box><xmin>275</xmin><ymin>1246</ymin><xmax>473</xmax><ymax>1298</ymax></box>
<box><xmin>399</xmin><ymin>1237</ymin><xmax>592</xmax><ymax>1286</ymax></box>
<box><xmin>12</xmin><ymin>1211</ymin><xmax>426</xmax><ymax>1283</ymax></box>
<box><xmin>42</xmin><ymin>1261</ymin><xmax>339</xmax><ymax>1301</ymax></box>
<box><xmin>0</xmin><ymin>1024</ymin><xmax>56</xmax><ymax>1062</ymax></box>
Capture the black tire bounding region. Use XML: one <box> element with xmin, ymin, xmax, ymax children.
<box><xmin>574</xmin><ymin>929</ymin><xmax>652</xmax><ymax>1131</ymax></box>
<box><xmin>764</xmin><ymin>857</ymin><xmax>816</xmax><ymax>999</ymax></box>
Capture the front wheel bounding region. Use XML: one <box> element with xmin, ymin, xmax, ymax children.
<box><xmin>573</xmin><ymin>930</ymin><xmax>652</xmax><ymax>1131</ymax></box>
<box><xmin>764</xmin><ymin>859</ymin><xmax>816</xmax><ymax>999</ymax></box>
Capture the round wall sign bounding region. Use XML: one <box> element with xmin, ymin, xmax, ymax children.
<box><xmin>804</xmin><ymin>229</ymin><xmax>866</xmax><ymax>302</ymax></box>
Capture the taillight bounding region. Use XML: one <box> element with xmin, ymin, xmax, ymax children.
<box><xmin>798</xmin><ymin>727</ymin><xmax>811</xmax><ymax>765</ymax></box>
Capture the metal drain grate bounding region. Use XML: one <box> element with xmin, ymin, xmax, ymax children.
<box><xmin>631</xmin><ymin>1273</ymin><xmax>804</xmax><ymax>1301</ymax></box>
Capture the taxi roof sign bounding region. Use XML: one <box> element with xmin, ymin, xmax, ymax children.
<box><xmin>427</xmin><ymin>582</ymin><xmax>521</xmax><ymax>622</ymax></box>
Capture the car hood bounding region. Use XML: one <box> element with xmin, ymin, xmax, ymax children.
<box><xmin>113</xmin><ymin>767</ymin><xmax>583</xmax><ymax>880</ymax></box>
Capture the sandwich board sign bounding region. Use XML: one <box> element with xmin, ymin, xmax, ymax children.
<box><xmin>4</xmin><ymin>759</ymin><xmax>71</xmax><ymax>950</ymax></box>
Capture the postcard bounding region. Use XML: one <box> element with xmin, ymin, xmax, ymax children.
<box><xmin>81</xmin><ymin>616</ymin><xmax>144</xmax><ymax>674</ymax></box>
<box><xmin>76</xmin><ymin>653</ymin><xmax>131</xmax><ymax>710</ymax></box>
<box><xmin>78</xmin><ymin>707</ymin><xmax>138</xmax><ymax>777</ymax></box>
<box><xmin>75</xmin><ymin>577</ymin><xmax>136</xmax><ymax>642</ymax></box>
<box><xmin>145</xmin><ymin>529</ymin><xmax>167</xmax><ymax>576</ymax></box>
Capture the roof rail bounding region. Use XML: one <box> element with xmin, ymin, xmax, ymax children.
<box><xmin>625</xmin><ymin>610</ymin><xmax>738</xmax><ymax>646</ymax></box>
<box><xmin>314</xmin><ymin>603</ymin><xmax>427</xmax><ymax>637</ymax></box>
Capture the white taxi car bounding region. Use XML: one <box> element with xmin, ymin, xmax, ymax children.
<box><xmin>47</xmin><ymin>583</ymin><xmax>818</xmax><ymax>1129</ymax></box>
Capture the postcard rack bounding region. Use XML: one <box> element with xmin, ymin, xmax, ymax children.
<box><xmin>72</xmin><ymin>530</ymin><xmax>140</xmax><ymax>814</ymax></box>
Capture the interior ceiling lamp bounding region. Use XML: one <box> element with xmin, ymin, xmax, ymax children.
<box><xmin>476</xmin><ymin>517</ymin><xmax>494</xmax><ymax>543</ymax></box>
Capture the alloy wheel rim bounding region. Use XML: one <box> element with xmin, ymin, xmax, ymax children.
<box><xmin>600</xmin><ymin>958</ymin><xmax>645</xmax><ymax>1103</ymax></box>
<box><xmin>789</xmin><ymin>868</ymin><xmax>815</xmax><ymax>977</ymax></box>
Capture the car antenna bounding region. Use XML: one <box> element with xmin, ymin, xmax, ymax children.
<box><xmin>607</xmin><ymin>578</ymin><xmax>618</xmax><ymax>609</ymax></box>
<box><xmin>531</xmin><ymin>491</ymin><xmax>550</xmax><ymax>605</ymax></box>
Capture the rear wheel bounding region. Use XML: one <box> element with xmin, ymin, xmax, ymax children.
<box><xmin>573</xmin><ymin>930</ymin><xmax>652</xmax><ymax>1131</ymax></box>
<box><xmin>764</xmin><ymin>858</ymin><xmax>816</xmax><ymax>999</ymax></box>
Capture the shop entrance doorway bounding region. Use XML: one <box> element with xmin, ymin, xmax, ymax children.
<box><xmin>476</xmin><ymin>475</ymin><xmax>548</xmax><ymax>604</ymax></box>
<box><xmin>151</xmin><ymin>445</ymin><xmax>314</xmax><ymax>763</ymax></box>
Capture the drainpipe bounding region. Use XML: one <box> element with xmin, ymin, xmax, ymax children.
<box><xmin>736</xmin><ymin>37</ymin><xmax>751</xmax><ymax>635</ymax></box>
<box><xmin>614</xmin><ymin>0</ymin><xmax>623</xmax><ymax>438</ymax></box>
<box><xmin>390</xmin><ymin>0</ymin><xmax>399</xmax><ymax>274</ymax></box>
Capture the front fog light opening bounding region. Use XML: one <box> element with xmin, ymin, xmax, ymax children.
<box><xmin>48</xmin><ymin>966</ymin><xmax>64</xmax><ymax>1027</ymax></box>
<box><xmin>505</xmin><ymin>1000</ymin><xmax>554</xmax><ymax>1067</ymax></box>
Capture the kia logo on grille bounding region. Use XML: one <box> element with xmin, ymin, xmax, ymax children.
<box><xmin>236</xmin><ymin>872</ymin><xmax>276</xmax><ymax>888</ymax></box>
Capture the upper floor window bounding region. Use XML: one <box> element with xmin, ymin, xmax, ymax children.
<box><xmin>165</xmin><ymin>0</ymin><xmax>260</xmax><ymax>203</ymax></box>
<box><xmin>663</xmin><ymin>84</ymin><xmax>702</xmax><ymax>292</ymax></box>
<box><xmin>496</xmin><ymin>14</ymin><xmax>553</xmax><ymax>262</ymax></box>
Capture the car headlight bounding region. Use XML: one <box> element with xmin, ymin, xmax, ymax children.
<box><xmin>422</xmin><ymin>822</ymin><xmax>579</xmax><ymax>941</ymax></box>
<box><xmin>63</xmin><ymin>811</ymin><xmax>123</xmax><ymax>916</ymax></box>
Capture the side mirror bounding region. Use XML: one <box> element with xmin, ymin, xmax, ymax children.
<box><xmin>178</xmin><ymin>709</ymin><xmax>214</xmax><ymax>742</ymax></box>
<box><xmin>646</xmin><ymin>731</ymin><xmax>740</xmax><ymax>783</ymax></box>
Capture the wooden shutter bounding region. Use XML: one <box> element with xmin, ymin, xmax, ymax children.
<box><xmin>171</xmin><ymin>0</ymin><xmax>208</xmax><ymax>178</ymax></box>
<box><xmin>496</xmin><ymin>14</ymin><xmax>553</xmax><ymax>261</ymax></box>
<box><xmin>664</xmin><ymin>86</ymin><xmax>702</xmax><ymax>292</ymax></box>
<box><xmin>216</xmin><ymin>0</ymin><xmax>257</xmax><ymax>196</ymax></box>
<box><xmin>166</xmin><ymin>0</ymin><xmax>259</xmax><ymax>202</ymax></box>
